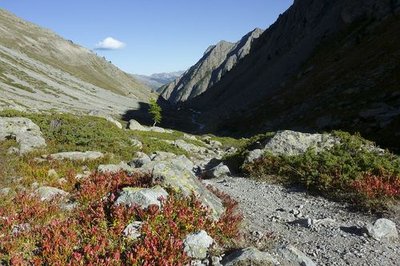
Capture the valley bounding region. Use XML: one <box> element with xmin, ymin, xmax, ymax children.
<box><xmin>0</xmin><ymin>1</ymin><xmax>399</xmax><ymax>265</ymax></box>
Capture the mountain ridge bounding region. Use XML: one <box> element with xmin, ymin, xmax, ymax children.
<box><xmin>0</xmin><ymin>8</ymin><xmax>153</xmax><ymax>115</ymax></box>
<box><xmin>132</xmin><ymin>71</ymin><xmax>184</xmax><ymax>91</ymax></box>
<box><xmin>159</xmin><ymin>28</ymin><xmax>263</xmax><ymax>103</ymax></box>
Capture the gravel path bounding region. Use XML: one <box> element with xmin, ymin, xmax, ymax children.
<box><xmin>205</xmin><ymin>177</ymin><xmax>400</xmax><ymax>265</ymax></box>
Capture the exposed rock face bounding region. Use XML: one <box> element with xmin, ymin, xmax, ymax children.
<box><xmin>160</xmin><ymin>28</ymin><xmax>263</xmax><ymax>103</ymax></box>
<box><xmin>0</xmin><ymin>117</ymin><xmax>46</xmax><ymax>154</ymax></box>
<box><xmin>181</xmin><ymin>0</ymin><xmax>400</xmax><ymax>150</ymax></box>
<box><xmin>0</xmin><ymin>9</ymin><xmax>153</xmax><ymax>115</ymax></box>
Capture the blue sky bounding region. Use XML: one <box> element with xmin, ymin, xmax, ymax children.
<box><xmin>1</xmin><ymin>1</ymin><xmax>293</xmax><ymax>75</ymax></box>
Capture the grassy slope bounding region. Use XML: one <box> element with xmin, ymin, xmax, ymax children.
<box><xmin>0</xmin><ymin>8</ymin><xmax>152</xmax><ymax>99</ymax></box>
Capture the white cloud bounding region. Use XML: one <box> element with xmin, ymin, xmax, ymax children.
<box><xmin>95</xmin><ymin>37</ymin><xmax>126</xmax><ymax>50</ymax></box>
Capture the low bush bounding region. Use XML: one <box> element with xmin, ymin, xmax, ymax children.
<box><xmin>243</xmin><ymin>131</ymin><xmax>400</xmax><ymax>210</ymax></box>
<box><xmin>0</xmin><ymin>171</ymin><xmax>242</xmax><ymax>265</ymax></box>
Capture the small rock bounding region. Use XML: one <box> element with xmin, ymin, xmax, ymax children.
<box><xmin>211</xmin><ymin>256</ymin><xmax>223</xmax><ymax>266</ymax></box>
<box><xmin>245</xmin><ymin>149</ymin><xmax>264</xmax><ymax>163</ymax></box>
<box><xmin>365</xmin><ymin>218</ymin><xmax>398</xmax><ymax>241</ymax></box>
<box><xmin>149</xmin><ymin>126</ymin><xmax>166</xmax><ymax>133</ymax></box>
<box><xmin>7</xmin><ymin>147</ymin><xmax>19</xmax><ymax>154</ymax></box>
<box><xmin>47</xmin><ymin>151</ymin><xmax>104</xmax><ymax>161</ymax></box>
<box><xmin>128</xmin><ymin>119</ymin><xmax>148</xmax><ymax>131</ymax></box>
<box><xmin>123</xmin><ymin>221</ymin><xmax>142</xmax><ymax>240</ymax></box>
<box><xmin>222</xmin><ymin>247</ymin><xmax>279</xmax><ymax>266</ymax></box>
<box><xmin>130</xmin><ymin>138</ymin><xmax>143</xmax><ymax>149</ymax></box>
<box><xmin>0</xmin><ymin>188</ymin><xmax>12</xmax><ymax>196</ymax></box>
<box><xmin>184</xmin><ymin>134</ymin><xmax>198</xmax><ymax>141</ymax></box>
<box><xmin>150</xmin><ymin>151</ymin><xmax>177</xmax><ymax>161</ymax></box>
<box><xmin>98</xmin><ymin>162</ymin><xmax>137</xmax><ymax>174</ymax></box>
<box><xmin>12</xmin><ymin>223</ymin><xmax>31</xmax><ymax>235</ymax></box>
<box><xmin>289</xmin><ymin>218</ymin><xmax>313</xmax><ymax>228</ymax></box>
<box><xmin>47</xmin><ymin>169</ymin><xmax>59</xmax><ymax>179</ymax></box>
<box><xmin>35</xmin><ymin>186</ymin><xmax>69</xmax><ymax>201</ymax></box>
<box><xmin>104</xmin><ymin>116</ymin><xmax>123</xmax><ymax>129</ymax></box>
<box><xmin>115</xmin><ymin>185</ymin><xmax>168</xmax><ymax>209</ymax></box>
<box><xmin>277</xmin><ymin>245</ymin><xmax>316</xmax><ymax>266</ymax></box>
<box><xmin>129</xmin><ymin>152</ymin><xmax>151</xmax><ymax>168</ymax></box>
<box><xmin>183</xmin><ymin>230</ymin><xmax>214</xmax><ymax>260</ymax></box>
<box><xmin>203</xmin><ymin>163</ymin><xmax>231</xmax><ymax>179</ymax></box>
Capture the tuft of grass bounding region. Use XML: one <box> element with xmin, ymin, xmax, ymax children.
<box><xmin>243</xmin><ymin>131</ymin><xmax>400</xmax><ymax>211</ymax></box>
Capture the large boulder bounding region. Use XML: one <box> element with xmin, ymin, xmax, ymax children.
<box><xmin>264</xmin><ymin>130</ymin><xmax>337</xmax><ymax>156</ymax></box>
<box><xmin>222</xmin><ymin>247</ymin><xmax>279</xmax><ymax>266</ymax></box>
<box><xmin>115</xmin><ymin>185</ymin><xmax>168</xmax><ymax>209</ymax></box>
<box><xmin>140</xmin><ymin>155</ymin><xmax>225</xmax><ymax>219</ymax></box>
<box><xmin>365</xmin><ymin>218</ymin><xmax>398</xmax><ymax>241</ymax></box>
<box><xmin>183</xmin><ymin>230</ymin><xmax>214</xmax><ymax>260</ymax></box>
<box><xmin>0</xmin><ymin>117</ymin><xmax>46</xmax><ymax>154</ymax></box>
<box><xmin>246</xmin><ymin>130</ymin><xmax>337</xmax><ymax>162</ymax></box>
<box><xmin>47</xmin><ymin>151</ymin><xmax>104</xmax><ymax>161</ymax></box>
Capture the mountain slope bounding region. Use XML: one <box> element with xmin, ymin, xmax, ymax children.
<box><xmin>182</xmin><ymin>0</ymin><xmax>400</xmax><ymax>149</ymax></box>
<box><xmin>133</xmin><ymin>71</ymin><xmax>184</xmax><ymax>91</ymax></box>
<box><xmin>160</xmin><ymin>28</ymin><xmax>263</xmax><ymax>103</ymax></box>
<box><xmin>0</xmin><ymin>8</ymin><xmax>153</xmax><ymax>115</ymax></box>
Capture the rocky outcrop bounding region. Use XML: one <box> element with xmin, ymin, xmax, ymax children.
<box><xmin>160</xmin><ymin>28</ymin><xmax>263</xmax><ymax>103</ymax></box>
<box><xmin>246</xmin><ymin>130</ymin><xmax>338</xmax><ymax>162</ymax></box>
<box><xmin>0</xmin><ymin>117</ymin><xmax>46</xmax><ymax>154</ymax></box>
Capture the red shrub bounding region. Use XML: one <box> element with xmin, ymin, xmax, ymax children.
<box><xmin>352</xmin><ymin>172</ymin><xmax>400</xmax><ymax>199</ymax></box>
<box><xmin>0</xmin><ymin>171</ymin><xmax>243</xmax><ymax>265</ymax></box>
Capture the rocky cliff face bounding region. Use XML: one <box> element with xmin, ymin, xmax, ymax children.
<box><xmin>0</xmin><ymin>8</ymin><xmax>153</xmax><ymax>115</ymax></box>
<box><xmin>181</xmin><ymin>0</ymin><xmax>400</xmax><ymax>149</ymax></box>
<box><xmin>159</xmin><ymin>28</ymin><xmax>263</xmax><ymax>103</ymax></box>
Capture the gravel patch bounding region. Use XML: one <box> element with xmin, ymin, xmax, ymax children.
<box><xmin>205</xmin><ymin>177</ymin><xmax>400</xmax><ymax>265</ymax></box>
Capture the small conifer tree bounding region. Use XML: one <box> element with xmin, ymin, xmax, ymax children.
<box><xmin>149</xmin><ymin>98</ymin><xmax>162</xmax><ymax>126</ymax></box>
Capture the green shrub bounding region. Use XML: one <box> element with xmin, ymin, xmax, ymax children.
<box><xmin>243</xmin><ymin>131</ymin><xmax>400</xmax><ymax>210</ymax></box>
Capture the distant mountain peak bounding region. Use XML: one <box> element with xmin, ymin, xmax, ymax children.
<box><xmin>159</xmin><ymin>28</ymin><xmax>264</xmax><ymax>103</ymax></box>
